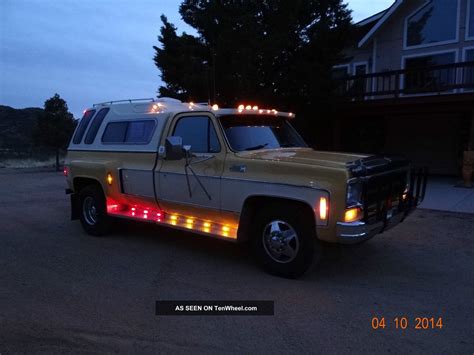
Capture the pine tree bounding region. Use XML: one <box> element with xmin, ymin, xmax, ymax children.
<box><xmin>153</xmin><ymin>0</ymin><xmax>353</xmax><ymax>146</ymax></box>
<box><xmin>35</xmin><ymin>94</ymin><xmax>76</xmax><ymax>171</ymax></box>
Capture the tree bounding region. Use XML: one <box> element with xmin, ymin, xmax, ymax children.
<box><xmin>153</xmin><ymin>0</ymin><xmax>353</xmax><ymax>146</ymax></box>
<box><xmin>35</xmin><ymin>94</ymin><xmax>76</xmax><ymax>171</ymax></box>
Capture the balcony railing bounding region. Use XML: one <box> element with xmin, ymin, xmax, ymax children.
<box><xmin>334</xmin><ymin>61</ymin><xmax>474</xmax><ymax>100</ymax></box>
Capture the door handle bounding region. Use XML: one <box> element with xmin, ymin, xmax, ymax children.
<box><xmin>230</xmin><ymin>164</ymin><xmax>247</xmax><ymax>173</ymax></box>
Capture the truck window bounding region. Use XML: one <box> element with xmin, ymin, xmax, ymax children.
<box><xmin>219</xmin><ymin>115</ymin><xmax>307</xmax><ymax>151</ymax></box>
<box><xmin>84</xmin><ymin>108</ymin><xmax>110</xmax><ymax>144</ymax></box>
<box><xmin>101</xmin><ymin>120</ymin><xmax>156</xmax><ymax>144</ymax></box>
<box><xmin>173</xmin><ymin>116</ymin><xmax>220</xmax><ymax>153</ymax></box>
<box><xmin>125</xmin><ymin>121</ymin><xmax>156</xmax><ymax>143</ymax></box>
<box><xmin>72</xmin><ymin>110</ymin><xmax>96</xmax><ymax>144</ymax></box>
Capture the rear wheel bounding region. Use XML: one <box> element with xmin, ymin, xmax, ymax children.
<box><xmin>251</xmin><ymin>204</ymin><xmax>319</xmax><ymax>278</ymax></box>
<box><xmin>79</xmin><ymin>185</ymin><xmax>110</xmax><ymax>236</ymax></box>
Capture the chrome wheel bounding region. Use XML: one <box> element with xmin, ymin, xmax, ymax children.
<box><xmin>262</xmin><ymin>220</ymin><xmax>299</xmax><ymax>264</ymax></box>
<box><xmin>82</xmin><ymin>196</ymin><xmax>98</xmax><ymax>225</ymax></box>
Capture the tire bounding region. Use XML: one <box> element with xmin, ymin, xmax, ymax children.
<box><xmin>79</xmin><ymin>185</ymin><xmax>110</xmax><ymax>236</ymax></box>
<box><xmin>251</xmin><ymin>204</ymin><xmax>319</xmax><ymax>278</ymax></box>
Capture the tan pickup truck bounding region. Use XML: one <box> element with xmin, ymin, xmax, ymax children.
<box><xmin>65</xmin><ymin>98</ymin><xmax>427</xmax><ymax>278</ymax></box>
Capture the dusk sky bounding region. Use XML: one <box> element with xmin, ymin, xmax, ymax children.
<box><xmin>0</xmin><ymin>0</ymin><xmax>395</xmax><ymax>118</ymax></box>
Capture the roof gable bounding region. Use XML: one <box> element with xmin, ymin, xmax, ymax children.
<box><xmin>358</xmin><ymin>0</ymin><xmax>404</xmax><ymax>48</ymax></box>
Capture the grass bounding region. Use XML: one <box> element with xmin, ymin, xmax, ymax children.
<box><xmin>0</xmin><ymin>157</ymin><xmax>65</xmax><ymax>169</ymax></box>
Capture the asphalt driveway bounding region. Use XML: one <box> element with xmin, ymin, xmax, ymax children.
<box><xmin>0</xmin><ymin>169</ymin><xmax>473</xmax><ymax>353</ymax></box>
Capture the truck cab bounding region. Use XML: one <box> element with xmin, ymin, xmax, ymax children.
<box><xmin>65</xmin><ymin>98</ymin><xmax>427</xmax><ymax>278</ymax></box>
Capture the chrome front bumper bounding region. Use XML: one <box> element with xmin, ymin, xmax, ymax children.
<box><xmin>336</xmin><ymin>212</ymin><xmax>405</xmax><ymax>244</ymax></box>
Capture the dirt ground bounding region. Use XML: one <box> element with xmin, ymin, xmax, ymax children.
<box><xmin>0</xmin><ymin>169</ymin><xmax>473</xmax><ymax>353</ymax></box>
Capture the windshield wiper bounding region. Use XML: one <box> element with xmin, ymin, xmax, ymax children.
<box><xmin>245</xmin><ymin>143</ymin><xmax>269</xmax><ymax>151</ymax></box>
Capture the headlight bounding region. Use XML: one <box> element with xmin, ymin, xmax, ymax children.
<box><xmin>346</xmin><ymin>180</ymin><xmax>363</xmax><ymax>207</ymax></box>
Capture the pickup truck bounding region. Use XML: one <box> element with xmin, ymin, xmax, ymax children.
<box><xmin>65</xmin><ymin>98</ymin><xmax>427</xmax><ymax>278</ymax></box>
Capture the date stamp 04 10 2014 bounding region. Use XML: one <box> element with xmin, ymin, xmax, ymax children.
<box><xmin>371</xmin><ymin>316</ymin><xmax>444</xmax><ymax>330</ymax></box>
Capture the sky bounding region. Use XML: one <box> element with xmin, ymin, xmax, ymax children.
<box><xmin>0</xmin><ymin>0</ymin><xmax>395</xmax><ymax>118</ymax></box>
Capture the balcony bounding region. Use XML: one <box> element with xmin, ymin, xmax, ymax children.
<box><xmin>334</xmin><ymin>61</ymin><xmax>474</xmax><ymax>100</ymax></box>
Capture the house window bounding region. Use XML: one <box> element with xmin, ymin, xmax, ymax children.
<box><xmin>465</xmin><ymin>49</ymin><xmax>474</xmax><ymax>62</ymax></box>
<box><xmin>403</xmin><ymin>52</ymin><xmax>456</xmax><ymax>93</ymax></box>
<box><xmin>331</xmin><ymin>65</ymin><xmax>350</xmax><ymax>95</ymax></box>
<box><xmin>468</xmin><ymin>0</ymin><xmax>474</xmax><ymax>39</ymax></box>
<box><xmin>331</xmin><ymin>66</ymin><xmax>349</xmax><ymax>79</ymax></box>
<box><xmin>405</xmin><ymin>0</ymin><xmax>458</xmax><ymax>48</ymax></box>
<box><xmin>463</xmin><ymin>49</ymin><xmax>474</xmax><ymax>88</ymax></box>
<box><xmin>353</xmin><ymin>63</ymin><xmax>369</xmax><ymax>96</ymax></box>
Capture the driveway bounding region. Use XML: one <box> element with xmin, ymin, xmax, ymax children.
<box><xmin>0</xmin><ymin>169</ymin><xmax>473</xmax><ymax>353</ymax></box>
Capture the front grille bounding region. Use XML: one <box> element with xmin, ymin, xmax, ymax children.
<box><xmin>362</xmin><ymin>171</ymin><xmax>408</xmax><ymax>224</ymax></box>
<box><xmin>361</xmin><ymin>167</ymin><xmax>428</xmax><ymax>225</ymax></box>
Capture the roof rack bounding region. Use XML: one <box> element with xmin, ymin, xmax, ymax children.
<box><xmin>92</xmin><ymin>97</ymin><xmax>184</xmax><ymax>107</ymax></box>
<box><xmin>93</xmin><ymin>98</ymin><xmax>156</xmax><ymax>107</ymax></box>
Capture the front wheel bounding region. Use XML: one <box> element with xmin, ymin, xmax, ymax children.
<box><xmin>251</xmin><ymin>205</ymin><xmax>319</xmax><ymax>278</ymax></box>
<box><xmin>79</xmin><ymin>185</ymin><xmax>110</xmax><ymax>236</ymax></box>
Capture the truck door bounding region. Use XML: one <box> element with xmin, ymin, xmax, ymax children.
<box><xmin>155</xmin><ymin>113</ymin><xmax>225</xmax><ymax>219</ymax></box>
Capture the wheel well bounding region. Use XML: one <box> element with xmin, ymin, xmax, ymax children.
<box><xmin>237</xmin><ymin>196</ymin><xmax>316</xmax><ymax>242</ymax></box>
<box><xmin>73</xmin><ymin>177</ymin><xmax>103</xmax><ymax>194</ymax></box>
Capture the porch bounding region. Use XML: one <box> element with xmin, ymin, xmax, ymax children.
<box><xmin>331</xmin><ymin>61</ymin><xmax>474</xmax><ymax>177</ymax></box>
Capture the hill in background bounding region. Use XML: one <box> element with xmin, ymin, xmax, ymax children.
<box><xmin>0</xmin><ymin>105</ymin><xmax>44</xmax><ymax>158</ymax></box>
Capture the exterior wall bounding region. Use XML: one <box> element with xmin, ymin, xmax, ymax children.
<box><xmin>343</xmin><ymin>0</ymin><xmax>473</xmax><ymax>73</ymax></box>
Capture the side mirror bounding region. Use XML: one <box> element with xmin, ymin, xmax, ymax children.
<box><xmin>165</xmin><ymin>136</ymin><xmax>184</xmax><ymax>160</ymax></box>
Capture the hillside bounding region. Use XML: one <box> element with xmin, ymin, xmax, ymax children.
<box><xmin>0</xmin><ymin>105</ymin><xmax>43</xmax><ymax>156</ymax></box>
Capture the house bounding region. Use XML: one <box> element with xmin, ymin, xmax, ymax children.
<box><xmin>333</xmin><ymin>0</ymin><xmax>474</xmax><ymax>176</ymax></box>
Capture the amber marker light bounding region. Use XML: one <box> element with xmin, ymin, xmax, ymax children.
<box><xmin>344</xmin><ymin>207</ymin><xmax>361</xmax><ymax>223</ymax></box>
<box><xmin>169</xmin><ymin>215</ymin><xmax>178</xmax><ymax>225</ymax></box>
<box><xmin>203</xmin><ymin>222</ymin><xmax>211</xmax><ymax>228</ymax></box>
<box><xmin>107</xmin><ymin>173</ymin><xmax>113</xmax><ymax>185</ymax></box>
<box><xmin>319</xmin><ymin>197</ymin><xmax>328</xmax><ymax>221</ymax></box>
<box><xmin>222</xmin><ymin>225</ymin><xmax>230</xmax><ymax>232</ymax></box>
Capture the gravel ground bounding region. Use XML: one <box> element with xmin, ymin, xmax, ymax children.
<box><xmin>0</xmin><ymin>169</ymin><xmax>473</xmax><ymax>354</ymax></box>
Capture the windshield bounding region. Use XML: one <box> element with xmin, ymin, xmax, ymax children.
<box><xmin>219</xmin><ymin>115</ymin><xmax>308</xmax><ymax>151</ymax></box>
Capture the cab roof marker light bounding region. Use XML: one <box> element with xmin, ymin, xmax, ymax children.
<box><xmin>211</xmin><ymin>104</ymin><xmax>219</xmax><ymax>111</ymax></box>
<box><xmin>252</xmin><ymin>106</ymin><xmax>258</xmax><ymax>111</ymax></box>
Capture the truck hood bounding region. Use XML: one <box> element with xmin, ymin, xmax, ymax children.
<box><xmin>235</xmin><ymin>148</ymin><xmax>367</xmax><ymax>169</ymax></box>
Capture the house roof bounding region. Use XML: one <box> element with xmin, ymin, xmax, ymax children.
<box><xmin>357</xmin><ymin>0</ymin><xmax>403</xmax><ymax>48</ymax></box>
<box><xmin>355</xmin><ymin>9</ymin><xmax>388</xmax><ymax>27</ymax></box>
